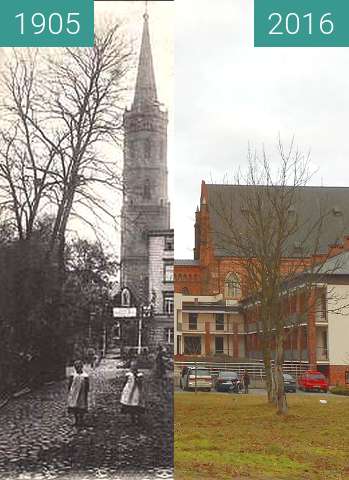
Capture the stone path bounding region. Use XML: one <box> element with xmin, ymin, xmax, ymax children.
<box><xmin>0</xmin><ymin>358</ymin><xmax>173</xmax><ymax>479</ymax></box>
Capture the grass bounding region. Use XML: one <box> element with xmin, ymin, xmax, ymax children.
<box><xmin>175</xmin><ymin>392</ymin><xmax>349</xmax><ymax>480</ymax></box>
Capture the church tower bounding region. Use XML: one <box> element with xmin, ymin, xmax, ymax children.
<box><xmin>121</xmin><ymin>10</ymin><xmax>170</xmax><ymax>305</ymax></box>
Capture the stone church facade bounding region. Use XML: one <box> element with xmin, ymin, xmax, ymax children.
<box><xmin>119</xmin><ymin>11</ymin><xmax>173</xmax><ymax>348</ymax></box>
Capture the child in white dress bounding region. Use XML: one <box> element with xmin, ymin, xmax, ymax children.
<box><xmin>67</xmin><ymin>360</ymin><xmax>89</xmax><ymax>428</ymax></box>
<box><xmin>120</xmin><ymin>361</ymin><xmax>145</xmax><ymax>424</ymax></box>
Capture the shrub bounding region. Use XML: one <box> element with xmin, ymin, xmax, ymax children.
<box><xmin>330</xmin><ymin>385</ymin><xmax>349</xmax><ymax>396</ymax></box>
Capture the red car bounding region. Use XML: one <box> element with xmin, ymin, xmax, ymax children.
<box><xmin>298</xmin><ymin>371</ymin><xmax>329</xmax><ymax>393</ymax></box>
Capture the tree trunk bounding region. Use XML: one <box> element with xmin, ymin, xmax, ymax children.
<box><xmin>263</xmin><ymin>348</ymin><xmax>274</xmax><ymax>403</ymax></box>
<box><xmin>274</xmin><ymin>333</ymin><xmax>287</xmax><ymax>415</ymax></box>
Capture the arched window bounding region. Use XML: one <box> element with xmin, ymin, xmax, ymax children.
<box><xmin>224</xmin><ymin>273</ymin><xmax>241</xmax><ymax>298</ymax></box>
<box><xmin>144</xmin><ymin>138</ymin><xmax>151</xmax><ymax>160</ymax></box>
<box><xmin>143</xmin><ymin>179</ymin><xmax>151</xmax><ymax>200</ymax></box>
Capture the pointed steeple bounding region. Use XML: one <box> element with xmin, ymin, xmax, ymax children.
<box><xmin>132</xmin><ymin>9</ymin><xmax>158</xmax><ymax>111</ymax></box>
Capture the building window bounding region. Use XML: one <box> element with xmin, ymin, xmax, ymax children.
<box><xmin>215</xmin><ymin>336</ymin><xmax>224</xmax><ymax>354</ymax></box>
<box><xmin>188</xmin><ymin>313</ymin><xmax>197</xmax><ymax>330</ymax></box>
<box><xmin>163</xmin><ymin>292</ymin><xmax>174</xmax><ymax>315</ymax></box>
<box><xmin>224</xmin><ymin>272</ymin><xmax>241</xmax><ymax>298</ymax></box>
<box><xmin>164</xmin><ymin>263</ymin><xmax>174</xmax><ymax>282</ymax></box>
<box><xmin>215</xmin><ymin>313</ymin><xmax>224</xmax><ymax>331</ymax></box>
<box><xmin>165</xmin><ymin>236</ymin><xmax>174</xmax><ymax>251</ymax></box>
<box><xmin>184</xmin><ymin>336</ymin><xmax>201</xmax><ymax>355</ymax></box>
<box><xmin>182</xmin><ymin>287</ymin><xmax>190</xmax><ymax>295</ymax></box>
<box><xmin>345</xmin><ymin>371</ymin><xmax>349</xmax><ymax>384</ymax></box>
<box><xmin>177</xmin><ymin>335</ymin><xmax>182</xmax><ymax>355</ymax></box>
<box><xmin>164</xmin><ymin>328</ymin><xmax>174</xmax><ymax>344</ymax></box>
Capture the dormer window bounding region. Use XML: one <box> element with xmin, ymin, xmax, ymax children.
<box><xmin>294</xmin><ymin>241</ymin><xmax>302</xmax><ymax>253</ymax></box>
<box><xmin>333</xmin><ymin>206</ymin><xmax>343</xmax><ymax>216</ymax></box>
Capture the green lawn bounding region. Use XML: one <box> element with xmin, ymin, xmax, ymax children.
<box><xmin>175</xmin><ymin>392</ymin><xmax>349</xmax><ymax>480</ymax></box>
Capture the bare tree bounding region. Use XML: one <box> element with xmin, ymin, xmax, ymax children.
<box><xmin>0</xmin><ymin>25</ymin><xmax>132</xmax><ymax>253</ymax></box>
<box><xmin>212</xmin><ymin>138</ymin><xmax>346</xmax><ymax>414</ymax></box>
<box><xmin>0</xmin><ymin>25</ymin><xmax>132</xmax><ymax>380</ymax></box>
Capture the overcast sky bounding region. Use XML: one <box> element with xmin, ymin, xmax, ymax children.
<box><xmin>3</xmin><ymin>1</ymin><xmax>349</xmax><ymax>261</ymax></box>
<box><xmin>173</xmin><ymin>0</ymin><xmax>349</xmax><ymax>259</ymax></box>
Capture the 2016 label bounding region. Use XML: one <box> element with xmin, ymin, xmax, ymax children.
<box><xmin>268</xmin><ymin>12</ymin><xmax>334</xmax><ymax>36</ymax></box>
<box><xmin>254</xmin><ymin>0</ymin><xmax>349</xmax><ymax>47</ymax></box>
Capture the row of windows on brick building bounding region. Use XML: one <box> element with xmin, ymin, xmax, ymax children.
<box><xmin>179</xmin><ymin>272</ymin><xmax>241</xmax><ymax>298</ymax></box>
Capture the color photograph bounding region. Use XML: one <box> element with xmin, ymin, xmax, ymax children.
<box><xmin>174</xmin><ymin>1</ymin><xmax>349</xmax><ymax>479</ymax></box>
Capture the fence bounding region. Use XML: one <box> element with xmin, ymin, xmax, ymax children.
<box><xmin>174</xmin><ymin>359</ymin><xmax>308</xmax><ymax>387</ymax></box>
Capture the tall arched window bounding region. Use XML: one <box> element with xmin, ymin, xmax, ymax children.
<box><xmin>144</xmin><ymin>138</ymin><xmax>151</xmax><ymax>160</ymax></box>
<box><xmin>143</xmin><ymin>179</ymin><xmax>151</xmax><ymax>200</ymax></box>
<box><xmin>224</xmin><ymin>273</ymin><xmax>241</xmax><ymax>298</ymax></box>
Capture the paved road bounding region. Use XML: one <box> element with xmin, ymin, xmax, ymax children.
<box><xmin>0</xmin><ymin>358</ymin><xmax>173</xmax><ymax>480</ymax></box>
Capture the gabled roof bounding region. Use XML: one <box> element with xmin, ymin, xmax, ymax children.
<box><xmin>206</xmin><ymin>184</ymin><xmax>349</xmax><ymax>257</ymax></box>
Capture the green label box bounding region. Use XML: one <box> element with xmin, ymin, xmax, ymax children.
<box><xmin>0</xmin><ymin>0</ymin><xmax>94</xmax><ymax>47</ymax></box>
<box><xmin>255</xmin><ymin>0</ymin><xmax>349</xmax><ymax>47</ymax></box>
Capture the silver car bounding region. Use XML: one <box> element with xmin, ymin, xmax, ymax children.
<box><xmin>180</xmin><ymin>367</ymin><xmax>213</xmax><ymax>391</ymax></box>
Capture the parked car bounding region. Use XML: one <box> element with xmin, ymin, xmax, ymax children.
<box><xmin>298</xmin><ymin>370</ymin><xmax>329</xmax><ymax>393</ymax></box>
<box><xmin>283</xmin><ymin>373</ymin><xmax>297</xmax><ymax>393</ymax></box>
<box><xmin>215</xmin><ymin>371</ymin><xmax>242</xmax><ymax>393</ymax></box>
<box><xmin>180</xmin><ymin>366</ymin><xmax>213</xmax><ymax>391</ymax></box>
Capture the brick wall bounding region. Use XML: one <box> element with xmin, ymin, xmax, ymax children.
<box><xmin>174</xmin><ymin>264</ymin><xmax>202</xmax><ymax>295</ymax></box>
<box><xmin>329</xmin><ymin>365</ymin><xmax>349</xmax><ymax>386</ymax></box>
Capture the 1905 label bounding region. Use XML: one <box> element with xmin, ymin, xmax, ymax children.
<box><xmin>0</xmin><ymin>0</ymin><xmax>93</xmax><ymax>47</ymax></box>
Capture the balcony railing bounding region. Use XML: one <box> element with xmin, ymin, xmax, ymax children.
<box><xmin>181</xmin><ymin>321</ymin><xmax>243</xmax><ymax>333</ymax></box>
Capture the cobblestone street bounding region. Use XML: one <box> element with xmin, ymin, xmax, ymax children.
<box><xmin>0</xmin><ymin>358</ymin><xmax>173</xmax><ymax>480</ymax></box>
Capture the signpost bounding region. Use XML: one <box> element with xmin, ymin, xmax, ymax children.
<box><xmin>113</xmin><ymin>304</ymin><xmax>152</xmax><ymax>355</ymax></box>
<box><xmin>113</xmin><ymin>307</ymin><xmax>137</xmax><ymax>318</ymax></box>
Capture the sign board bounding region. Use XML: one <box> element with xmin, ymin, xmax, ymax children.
<box><xmin>113</xmin><ymin>307</ymin><xmax>137</xmax><ymax>318</ymax></box>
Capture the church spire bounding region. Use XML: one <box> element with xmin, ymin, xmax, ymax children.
<box><xmin>132</xmin><ymin>6</ymin><xmax>158</xmax><ymax>111</ymax></box>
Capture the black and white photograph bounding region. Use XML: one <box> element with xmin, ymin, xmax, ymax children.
<box><xmin>0</xmin><ymin>1</ymin><xmax>174</xmax><ymax>479</ymax></box>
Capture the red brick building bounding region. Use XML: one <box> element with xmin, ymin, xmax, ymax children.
<box><xmin>175</xmin><ymin>181</ymin><xmax>349</xmax><ymax>385</ymax></box>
